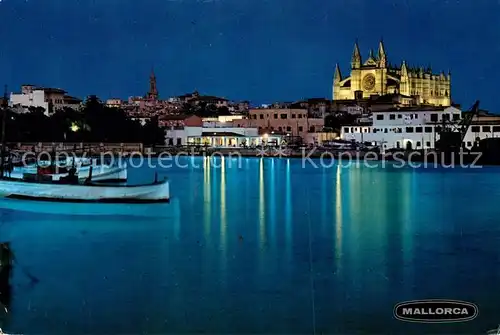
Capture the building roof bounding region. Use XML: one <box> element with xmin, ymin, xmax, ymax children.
<box><xmin>201</xmin><ymin>131</ymin><xmax>245</xmax><ymax>137</ymax></box>
<box><xmin>63</xmin><ymin>95</ymin><xmax>82</xmax><ymax>103</ymax></box>
<box><xmin>40</xmin><ymin>87</ymin><xmax>67</xmax><ymax>94</ymax></box>
<box><xmin>258</xmin><ymin>128</ymin><xmax>287</xmax><ymax>135</ymax></box>
<box><xmin>373</xmin><ymin>106</ymin><xmax>449</xmax><ymax>113</ymax></box>
<box><xmin>160</xmin><ymin>114</ymin><xmax>192</xmax><ymax>120</ymax></box>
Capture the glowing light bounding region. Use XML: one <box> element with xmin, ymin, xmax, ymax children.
<box><xmin>70</xmin><ymin>123</ymin><xmax>79</xmax><ymax>132</ymax></box>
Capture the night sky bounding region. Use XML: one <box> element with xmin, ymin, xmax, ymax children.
<box><xmin>0</xmin><ymin>0</ymin><xmax>499</xmax><ymax>110</ymax></box>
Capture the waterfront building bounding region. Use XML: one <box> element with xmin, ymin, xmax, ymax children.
<box><xmin>464</xmin><ymin>114</ymin><xmax>500</xmax><ymax>148</ymax></box>
<box><xmin>340</xmin><ymin>106</ymin><xmax>461</xmax><ymax>149</ymax></box>
<box><xmin>341</xmin><ymin>106</ymin><xmax>500</xmax><ymax>150</ymax></box>
<box><xmin>164</xmin><ymin>116</ymin><xmax>282</xmax><ymax>147</ymax></box>
<box><xmin>9</xmin><ymin>84</ymin><xmax>82</xmax><ymax>115</ymax></box>
<box><xmin>333</xmin><ymin>40</ymin><xmax>451</xmax><ymax>106</ymax></box>
<box><xmin>231</xmin><ymin>108</ymin><xmax>325</xmax><ymax>144</ymax></box>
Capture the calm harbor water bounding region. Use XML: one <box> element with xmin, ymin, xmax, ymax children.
<box><xmin>1</xmin><ymin>157</ymin><xmax>500</xmax><ymax>334</ymax></box>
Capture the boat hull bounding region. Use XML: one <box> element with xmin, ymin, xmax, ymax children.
<box><xmin>0</xmin><ymin>179</ymin><xmax>169</xmax><ymax>203</ymax></box>
<box><xmin>0</xmin><ymin>197</ymin><xmax>178</xmax><ymax>218</ymax></box>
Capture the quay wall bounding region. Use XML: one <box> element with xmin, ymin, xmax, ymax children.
<box><xmin>7</xmin><ymin>142</ymin><xmax>144</xmax><ymax>153</ymax></box>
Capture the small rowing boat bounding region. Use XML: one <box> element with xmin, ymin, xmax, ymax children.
<box><xmin>11</xmin><ymin>163</ymin><xmax>128</xmax><ymax>183</ymax></box>
<box><xmin>0</xmin><ymin>177</ymin><xmax>169</xmax><ymax>203</ymax></box>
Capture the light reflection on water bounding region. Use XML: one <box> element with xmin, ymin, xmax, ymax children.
<box><xmin>1</xmin><ymin>157</ymin><xmax>500</xmax><ymax>334</ymax></box>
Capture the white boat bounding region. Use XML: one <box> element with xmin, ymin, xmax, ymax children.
<box><xmin>10</xmin><ymin>163</ymin><xmax>127</xmax><ymax>182</ymax></box>
<box><xmin>0</xmin><ymin>177</ymin><xmax>169</xmax><ymax>203</ymax></box>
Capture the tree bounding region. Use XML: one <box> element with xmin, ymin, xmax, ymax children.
<box><xmin>217</xmin><ymin>106</ymin><xmax>231</xmax><ymax>115</ymax></box>
<box><xmin>325</xmin><ymin>113</ymin><xmax>358</xmax><ymax>132</ymax></box>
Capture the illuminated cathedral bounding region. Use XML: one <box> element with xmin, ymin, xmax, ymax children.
<box><xmin>333</xmin><ymin>40</ymin><xmax>451</xmax><ymax>106</ymax></box>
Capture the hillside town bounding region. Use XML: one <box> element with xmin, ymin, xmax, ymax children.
<box><xmin>5</xmin><ymin>40</ymin><xmax>499</xmax><ymax>151</ymax></box>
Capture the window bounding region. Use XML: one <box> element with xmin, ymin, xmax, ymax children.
<box><xmin>397</xmin><ymin>114</ymin><xmax>402</xmax><ymax>119</ymax></box>
<box><xmin>286</xmin><ymin>126</ymin><xmax>291</xmax><ymax>131</ymax></box>
<box><xmin>292</xmin><ymin>114</ymin><xmax>296</xmax><ymax>119</ymax></box>
<box><xmin>280</xmin><ymin>114</ymin><xmax>287</xmax><ymax>119</ymax></box>
<box><xmin>471</xmin><ymin>126</ymin><xmax>480</xmax><ymax>132</ymax></box>
<box><xmin>278</xmin><ymin>127</ymin><xmax>282</xmax><ymax>131</ymax></box>
<box><xmin>389</xmin><ymin>114</ymin><xmax>395</xmax><ymax>120</ymax></box>
<box><xmin>425</xmin><ymin>127</ymin><xmax>433</xmax><ymax>133</ymax></box>
<box><xmin>406</xmin><ymin>127</ymin><xmax>414</xmax><ymax>133</ymax></box>
<box><xmin>176</xmin><ymin>138</ymin><xmax>182</xmax><ymax>145</ymax></box>
<box><xmin>343</xmin><ymin>127</ymin><xmax>349</xmax><ymax>133</ymax></box>
<box><xmin>436</xmin><ymin>126</ymin><xmax>442</xmax><ymax>133</ymax></box>
<box><xmin>483</xmin><ymin>126</ymin><xmax>491</xmax><ymax>132</ymax></box>
<box><xmin>430</xmin><ymin>114</ymin><xmax>438</xmax><ymax>122</ymax></box>
<box><xmin>298</xmin><ymin>114</ymin><xmax>302</xmax><ymax>119</ymax></box>
<box><xmin>376</xmin><ymin>114</ymin><xmax>384</xmax><ymax>120</ymax></box>
<box><xmin>299</xmin><ymin>126</ymin><xmax>303</xmax><ymax>132</ymax></box>
<box><xmin>442</xmin><ymin>114</ymin><xmax>450</xmax><ymax>121</ymax></box>
<box><xmin>274</xmin><ymin>114</ymin><xmax>278</xmax><ymax>119</ymax></box>
<box><xmin>426</xmin><ymin>141</ymin><xmax>431</xmax><ymax>147</ymax></box>
<box><xmin>416</xmin><ymin>127</ymin><xmax>423</xmax><ymax>133</ymax></box>
<box><xmin>416</xmin><ymin>141</ymin><xmax>421</xmax><ymax>147</ymax></box>
<box><xmin>494</xmin><ymin>126</ymin><xmax>500</xmax><ymax>132</ymax></box>
<box><xmin>252</xmin><ymin>115</ymin><xmax>257</xmax><ymax>119</ymax></box>
<box><xmin>467</xmin><ymin>141</ymin><xmax>472</xmax><ymax>147</ymax></box>
<box><xmin>259</xmin><ymin>114</ymin><xmax>264</xmax><ymax>119</ymax></box>
<box><xmin>309</xmin><ymin>126</ymin><xmax>315</xmax><ymax>132</ymax></box>
<box><xmin>384</xmin><ymin>128</ymin><xmax>388</xmax><ymax>133</ymax></box>
<box><xmin>270</xmin><ymin>127</ymin><xmax>274</xmax><ymax>130</ymax></box>
<box><xmin>453</xmin><ymin>114</ymin><xmax>460</xmax><ymax>121</ymax></box>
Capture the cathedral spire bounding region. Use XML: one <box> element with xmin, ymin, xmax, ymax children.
<box><xmin>334</xmin><ymin>63</ymin><xmax>342</xmax><ymax>83</ymax></box>
<box><xmin>351</xmin><ymin>40</ymin><xmax>361</xmax><ymax>69</ymax></box>
<box><xmin>378</xmin><ymin>39</ymin><xmax>387</xmax><ymax>68</ymax></box>
<box><xmin>401</xmin><ymin>60</ymin><xmax>408</xmax><ymax>76</ymax></box>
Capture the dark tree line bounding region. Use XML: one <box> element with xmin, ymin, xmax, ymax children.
<box><xmin>2</xmin><ymin>95</ymin><xmax>164</xmax><ymax>144</ymax></box>
<box><xmin>180</xmin><ymin>101</ymin><xmax>232</xmax><ymax>117</ymax></box>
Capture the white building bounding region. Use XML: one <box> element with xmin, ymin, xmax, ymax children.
<box><xmin>9</xmin><ymin>85</ymin><xmax>82</xmax><ymax>115</ymax></box>
<box><xmin>165</xmin><ymin>124</ymin><xmax>282</xmax><ymax>147</ymax></box>
<box><xmin>106</xmin><ymin>99</ymin><xmax>123</xmax><ymax>108</ymax></box>
<box><xmin>341</xmin><ymin>106</ymin><xmax>500</xmax><ymax>150</ymax></box>
<box><xmin>10</xmin><ymin>87</ymin><xmax>48</xmax><ymax>113</ymax></box>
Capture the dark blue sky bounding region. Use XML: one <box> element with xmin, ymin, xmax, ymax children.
<box><xmin>0</xmin><ymin>0</ymin><xmax>499</xmax><ymax>110</ymax></box>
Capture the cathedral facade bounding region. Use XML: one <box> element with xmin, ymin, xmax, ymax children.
<box><xmin>333</xmin><ymin>40</ymin><xmax>451</xmax><ymax>106</ymax></box>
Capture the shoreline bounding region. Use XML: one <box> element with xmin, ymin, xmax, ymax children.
<box><xmin>11</xmin><ymin>147</ymin><xmax>500</xmax><ymax>166</ymax></box>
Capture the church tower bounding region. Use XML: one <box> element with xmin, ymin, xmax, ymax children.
<box><xmin>147</xmin><ymin>68</ymin><xmax>159</xmax><ymax>100</ymax></box>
